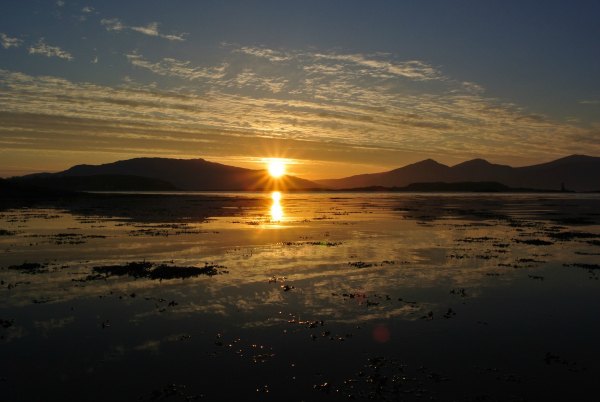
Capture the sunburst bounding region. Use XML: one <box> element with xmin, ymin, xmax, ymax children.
<box><xmin>267</xmin><ymin>159</ymin><xmax>286</xmax><ymax>178</ymax></box>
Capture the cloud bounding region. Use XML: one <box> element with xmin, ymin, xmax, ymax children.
<box><xmin>56</xmin><ymin>0</ymin><xmax>65</xmax><ymax>7</ymax></box>
<box><xmin>101</xmin><ymin>18</ymin><xmax>186</xmax><ymax>41</ymax></box>
<box><xmin>1</xmin><ymin>44</ymin><xmax>598</xmax><ymax>176</ymax></box>
<box><xmin>126</xmin><ymin>53</ymin><xmax>227</xmax><ymax>81</ymax></box>
<box><xmin>77</xmin><ymin>6</ymin><xmax>96</xmax><ymax>21</ymax></box>
<box><xmin>131</xmin><ymin>22</ymin><xmax>186</xmax><ymax>41</ymax></box>
<box><xmin>461</xmin><ymin>81</ymin><xmax>485</xmax><ymax>94</ymax></box>
<box><xmin>28</xmin><ymin>39</ymin><xmax>73</xmax><ymax>60</ymax></box>
<box><xmin>227</xmin><ymin>69</ymin><xmax>288</xmax><ymax>93</ymax></box>
<box><xmin>1</xmin><ymin>64</ymin><xmax>596</xmax><ymax>167</ymax></box>
<box><xmin>302</xmin><ymin>63</ymin><xmax>346</xmax><ymax>75</ymax></box>
<box><xmin>580</xmin><ymin>100</ymin><xmax>600</xmax><ymax>105</ymax></box>
<box><xmin>130</xmin><ymin>22</ymin><xmax>161</xmax><ymax>36</ymax></box>
<box><xmin>235</xmin><ymin>45</ymin><xmax>439</xmax><ymax>80</ymax></box>
<box><xmin>125</xmin><ymin>53</ymin><xmax>287</xmax><ymax>93</ymax></box>
<box><xmin>0</xmin><ymin>33</ymin><xmax>23</xmax><ymax>49</ymax></box>
<box><xmin>234</xmin><ymin>46</ymin><xmax>292</xmax><ymax>62</ymax></box>
<box><xmin>100</xmin><ymin>18</ymin><xmax>125</xmax><ymax>32</ymax></box>
<box><xmin>311</xmin><ymin>52</ymin><xmax>439</xmax><ymax>80</ymax></box>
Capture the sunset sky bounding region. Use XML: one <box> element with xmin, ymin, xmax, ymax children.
<box><xmin>1</xmin><ymin>0</ymin><xmax>599</xmax><ymax>179</ymax></box>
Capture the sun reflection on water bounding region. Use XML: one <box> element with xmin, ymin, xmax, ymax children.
<box><xmin>270</xmin><ymin>191</ymin><xmax>284</xmax><ymax>222</ymax></box>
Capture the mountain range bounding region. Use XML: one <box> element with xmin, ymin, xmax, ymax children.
<box><xmin>13</xmin><ymin>158</ymin><xmax>318</xmax><ymax>191</ymax></box>
<box><xmin>316</xmin><ymin>155</ymin><xmax>600</xmax><ymax>192</ymax></box>
<box><xmin>8</xmin><ymin>154</ymin><xmax>600</xmax><ymax>192</ymax></box>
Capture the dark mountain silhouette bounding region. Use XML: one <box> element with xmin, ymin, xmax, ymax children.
<box><xmin>316</xmin><ymin>154</ymin><xmax>600</xmax><ymax>192</ymax></box>
<box><xmin>14</xmin><ymin>158</ymin><xmax>319</xmax><ymax>191</ymax></box>
<box><xmin>8</xmin><ymin>154</ymin><xmax>600</xmax><ymax>192</ymax></box>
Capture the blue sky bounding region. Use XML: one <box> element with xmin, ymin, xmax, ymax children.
<box><xmin>1</xmin><ymin>0</ymin><xmax>599</xmax><ymax>178</ymax></box>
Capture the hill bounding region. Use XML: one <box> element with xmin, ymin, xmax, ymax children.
<box><xmin>9</xmin><ymin>155</ymin><xmax>600</xmax><ymax>192</ymax></box>
<box><xmin>316</xmin><ymin>155</ymin><xmax>600</xmax><ymax>192</ymax></box>
<box><xmin>14</xmin><ymin>158</ymin><xmax>320</xmax><ymax>191</ymax></box>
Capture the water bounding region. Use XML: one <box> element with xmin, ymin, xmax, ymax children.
<box><xmin>1</xmin><ymin>192</ymin><xmax>599</xmax><ymax>401</ymax></box>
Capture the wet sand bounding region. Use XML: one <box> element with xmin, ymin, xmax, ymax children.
<box><xmin>1</xmin><ymin>192</ymin><xmax>600</xmax><ymax>401</ymax></box>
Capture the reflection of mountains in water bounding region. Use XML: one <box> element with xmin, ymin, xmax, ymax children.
<box><xmin>2</xmin><ymin>180</ymin><xmax>600</xmax><ymax>227</ymax></box>
<box><xmin>5</xmin><ymin>154</ymin><xmax>600</xmax><ymax>192</ymax></box>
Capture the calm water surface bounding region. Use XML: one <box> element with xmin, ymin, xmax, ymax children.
<box><xmin>1</xmin><ymin>192</ymin><xmax>599</xmax><ymax>401</ymax></box>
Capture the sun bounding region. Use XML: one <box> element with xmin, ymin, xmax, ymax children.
<box><xmin>267</xmin><ymin>159</ymin><xmax>286</xmax><ymax>178</ymax></box>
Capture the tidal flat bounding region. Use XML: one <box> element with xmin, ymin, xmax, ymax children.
<box><xmin>1</xmin><ymin>192</ymin><xmax>600</xmax><ymax>401</ymax></box>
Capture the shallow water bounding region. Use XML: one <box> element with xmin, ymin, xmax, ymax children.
<box><xmin>1</xmin><ymin>192</ymin><xmax>599</xmax><ymax>401</ymax></box>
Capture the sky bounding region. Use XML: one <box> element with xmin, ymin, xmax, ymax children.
<box><xmin>1</xmin><ymin>0</ymin><xmax>599</xmax><ymax>179</ymax></box>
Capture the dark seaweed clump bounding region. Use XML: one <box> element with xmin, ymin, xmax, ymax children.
<box><xmin>148</xmin><ymin>264</ymin><xmax>224</xmax><ymax>279</ymax></box>
<box><xmin>0</xmin><ymin>318</ymin><xmax>14</xmax><ymax>328</ymax></box>
<box><xmin>7</xmin><ymin>262</ymin><xmax>48</xmax><ymax>273</ymax></box>
<box><xmin>93</xmin><ymin>261</ymin><xmax>227</xmax><ymax>280</ymax></box>
<box><xmin>93</xmin><ymin>261</ymin><xmax>153</xmax><ymax>278</ymax></box>
<box><xmin>514</xmin><ymin>239</ymin><xmax>554</xmax><ymax>246</ymax></box>
<box><xmin>548</xmin><ymin>231</ymin><xmax>600</xmax><ymax>241</ymax></box>
<box><xmin>348</xmin><ymin>261</ymin><xmax>373</xmax><ymax>269</ymax></box>
<box><xmin>0</xmin><ymin>229</ymin><xmax>15</xmax><ymax>236</ymax></box>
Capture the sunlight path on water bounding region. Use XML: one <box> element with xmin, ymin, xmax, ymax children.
<box><xmin>270</xmin><ymin>191</ymin><xmax>283</xmax><ymax>222</ymax></box>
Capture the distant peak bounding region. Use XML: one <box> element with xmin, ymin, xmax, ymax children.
<box><xmin>414</xmin><ymin>158</ymin><xmax>444</xmax><ymax>166</ymax></box>
<box><xmin>124</xmin><ymin>157</ymin><xmax>206</xmax><ymax>162</ymax></box>
<box><xmin>386</xmin><ymin>159</ymin><xmax>448</xmax><ymax>173</ymax></box>
<box><xmin>452</xmin><ymin>158</ymin><xmax>492</xmax><ymax>168</ymax></box>
<box><xmin>468</xmin><ymin>158</ymin><xmax>490</xmax><ymax>164</ymax></box>
<box><xmin>561</xmin><ymin>154</ymin><xmax>593</xmax><ymax>161</ymax></box>
<box><xmin>533</xmin><ymin>154</ymin><xmax>599</xmax><ymax>167</ymax></box>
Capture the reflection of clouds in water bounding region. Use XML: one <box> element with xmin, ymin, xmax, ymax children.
<box><xmin>161</xmin><ymin>289</ymin><xmax>286</xmax><ymax>320</ymax></box>
<box><xmin>2</xmin><ymin>195</ymin><xmax>600</xmax><ymax>328</ymax></box>
<box><xmin>33</xmin><ymin>316</ymin><xmax>75</xmax><ymax>335</ymax></box>
<box><xmin>0</xmin><ymin>325</ymin><xmax>28</xmax><ymax>343</ymax></box>
<box><xmin>101</xmin><ymin>345</ymin><xmax>127</xmax><ymax>362</ymax></box>
<box><xmin>133</xmin><ymin>301</ymin><xmax>229</xmax><ymax>322</ymax></box>
<box><xmin>108</xmin><ymin>332</ymin><xmax>195</xmax><ymax>359</ymax></box>
<box><xmin>134</xmin><ymin>340</ymin><xmax>161</xmax><ymax>352</ymax></box>
<box><xmin>231</xmin><ymin>289</ymin><xmax>285</xmax><ymax>311</ymax></box>
<box><xmin>335</xmin><ymin>305</ymin><xmax>432</xmax><ymax>323</ymax></box>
